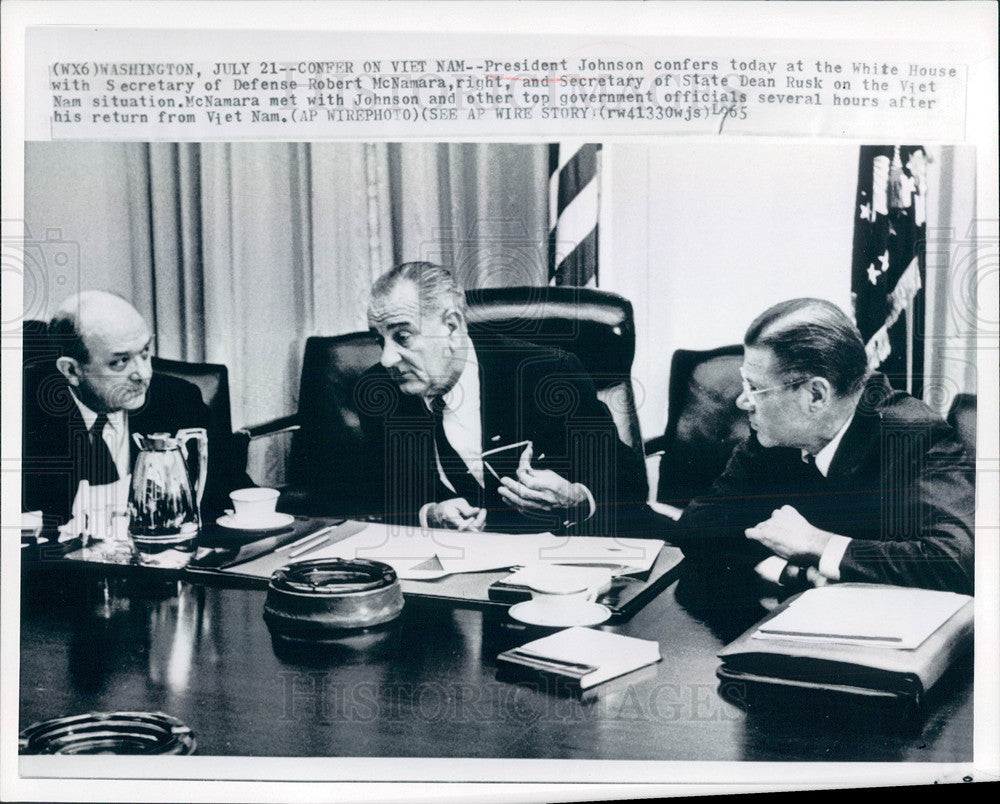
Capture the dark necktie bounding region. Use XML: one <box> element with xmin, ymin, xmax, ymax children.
<box><xmin>430</xmin><ymin>397</ymin><xmax>483</xmax><ymax>504</ymax></box>
<box><xmin>802</xmin><ymin>452</ymin><xmax>824</xmax><ymax>481</ymax></box>
<box><xmin>83</xmin><ymin>412</ymin><xmax>120</xmax><ymax>485</ymax></box>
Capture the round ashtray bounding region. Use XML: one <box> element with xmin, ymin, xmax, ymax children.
<box><xmin>19</xmin><ymin>711</ymin><xmax>196</xmax><ymax>755</ymax></box>
<box><xmin>263</xmin><ymin>558</ymin><xmax>404</xmax><ymax>642</ymax></box>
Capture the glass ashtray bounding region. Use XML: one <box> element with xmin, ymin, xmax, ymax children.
<box><xmin>19</xmin><ymin>711</ymin><xmax>196</xmax><ymax>755</ymax></box>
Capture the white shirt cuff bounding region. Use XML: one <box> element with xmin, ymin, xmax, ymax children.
<box><xmin>755</xmin><ymin>556</ymin><xmax>789</xmax><ymax>585</ymax></box>
<box><xmin>580</xmin><ymin>484</ymin><xmax>596</xmax><ymax>520</ymax></box>
<box><xmin>418</xmin><ymin>502</ymin><xmax>434</xmax><ymax>529</ymax></box>
<box><xmin>562</xmin><ymin>483</ymin><xmax>596</xmax><ymax>528</ymax></box>
<box><xmin>818</xmin><ymin>534</ymin><xmax>851</xmax><ymax>581</ymax></box>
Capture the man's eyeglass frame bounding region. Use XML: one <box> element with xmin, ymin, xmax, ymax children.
<box><xmin>739</xmin><ymin>367</ymin><xmax>806</xmax><ymax>404</ymax></box>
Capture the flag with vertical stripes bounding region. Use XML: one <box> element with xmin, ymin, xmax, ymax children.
<box><xmin>851</xmin><ymin>145</ymin><xmax>928</xmax><ymax>396</ymax></box>
<box><xmin>548</xmin><ymin>143</ymin><xmax>601</xmax><ymax>286</ymax></box>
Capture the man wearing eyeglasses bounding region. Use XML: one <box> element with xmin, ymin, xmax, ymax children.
<box><xmin>673</xmin><ymin>298</ymin><xmax>974</xmax><ymax>594</ymax></box>
<box><xmin>23</xmin><ymin>290</ymin><xmax>246</xmax><ymax>532</ymax></box>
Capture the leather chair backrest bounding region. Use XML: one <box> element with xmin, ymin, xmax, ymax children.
<box><xmin>286</xmin><ymin>332</ymin><xmax>382</xmax><ymax>488</ymax></box>
<box><xmin>464</xmin><ymin>286</ymin><xmax>644</xmax><ymax>458</ymax></box>
<box><xmin>22</xmin><ymin>320</ymin><xmax>58</xmax><ymax>416</ymax></box>
<box><xmin>151</xmin><ymin>356</ymin><xmax>234</xmax><ymax>440</ymax></box>
<box><xmin>656</xmin><ymin>345</ymin><xmax>749</xmax><ymax>507</ymax></box>
<box><xmin>946</xmin><ymin>392</ymin><xmax>976</xmax><ymax>461</ymax></box>
<box><xmin>22</xmin><ymin>319</ymin><xmax>57</xmax><ymax>372</ymax></box>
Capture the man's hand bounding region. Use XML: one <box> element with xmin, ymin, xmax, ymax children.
<box><xmin>805</xmin><ymin>566</ymin><xmax>831</xmax><ymax>587</ymax></box>
<box><xmin>425</xmin><ymin>498</ymin><xmax>487</xmax><ymax>531</ymax></box>
<box><xmin>745</xmin><ymin>505</ymin><xmax>836</xmax><ymax>563</ymax></box>
<box><xmin>497</xmin><ymin>443</ymin><xmax>589</xmax><ymax>512</ymax></box>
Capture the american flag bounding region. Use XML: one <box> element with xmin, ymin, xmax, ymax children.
<box><xmin>548</xmin><ymin>143</ymin><xmax>601</xmax><ymax>286</ymax></box>
<box><xmin>851</xmin><ymin>145</ymin><xmax>928</xmax><ymax>396</ymax></box>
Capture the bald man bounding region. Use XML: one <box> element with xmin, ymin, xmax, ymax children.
<box><xmin>23</xmin><ymin>291</ymin><xmax>246</xmax><ymax>529</ymax></box>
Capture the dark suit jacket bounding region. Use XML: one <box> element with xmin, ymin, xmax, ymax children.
<box><xmin>23</xmin><ymin>370</ymin><xmax>247</xmax><ymax>526</ymax></box>
<box><xmin>671</xmin><ymin>374</ymin><xmax>975</xmax><ymax>594</ymax></box>
<box><xmin>357</xmin><ymin>334</ymin><xmax>648</xmax><ymax>535</ymax></box>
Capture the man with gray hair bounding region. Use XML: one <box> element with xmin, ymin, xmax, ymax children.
<box><xmin>358</xmin><ymin>262</ymin><xmax>647</xmax><ymax>534</ymax></box>
<box><xmin>23</xmin><ymin>290</ymin><xmax>246</xmax><ymax>529</ymax></box>
<box><xmin>674</xmin><ymin>298</ymin><xmax>975</xmax><ymax>594</ymax></box>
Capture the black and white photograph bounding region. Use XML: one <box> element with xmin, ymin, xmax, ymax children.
<box><xmin>2</xmin><ymin>2</ymin><xmax>998</xmax><ymax>802</ymax></box>
<box><xmin>13</xmin><ymin>136</ymin><xmax>984</xmax><ymax>757</ymax></box>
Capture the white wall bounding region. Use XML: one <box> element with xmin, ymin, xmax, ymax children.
<box><xmin>602</xmin><ymin>141</ymin><xmax>858</xmax><ymax>443</ymax></box>
<box><xmin>923</xmin><ymin>146</ymin><xmax>981</xmax><ymax>417</ymax></box>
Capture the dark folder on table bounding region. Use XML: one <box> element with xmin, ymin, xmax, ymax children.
<box><xmin>716</xmin><ymin>584</ymin><xmax>974</xmax><ymax>712</ymax></box>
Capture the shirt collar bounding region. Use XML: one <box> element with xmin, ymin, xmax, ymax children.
<box><xmin>805</xmin><ymin>412</ymin><xmax>855</xmax><ymax>477</ymax></box>
<box><xmin>70</xmin><ymin>391</ymin><xmax>126</xmax><ymax>432</ymax></box>
<box><xmin>427</xmin><ymin>344</ymin><xmax>479</xmax><ymax>413</ymax></box>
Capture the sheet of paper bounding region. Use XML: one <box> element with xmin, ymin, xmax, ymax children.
<box><xmin>301</xmin><ymin>522</ymin><xmax>663</xmax><ymax>579</ymax></box>
<box><xmin>503</xmin><ymin>564</ymin><xmax>613</xmax><ymax>595</ymax></box>
<box><xmin>752</xmin><ymin>585</ymin><xmax>972</xmax><ymax>650</ymax></box>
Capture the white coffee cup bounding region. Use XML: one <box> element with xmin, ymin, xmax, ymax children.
<box><xmin>526</xmin><ymin>568</ymin><xmax>612</xmax><ymax>614</ymax></box>
<box><xmin>530</xmin><ymin>588</ymin><xmax>596</xmax><ymax>616</ymax></box>
<box><xmin>229</xmin><ymin>487</ymin><xmax>280</xmax><ymax>523</ymax></box>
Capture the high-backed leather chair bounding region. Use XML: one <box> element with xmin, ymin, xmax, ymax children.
<box><xmin>242</xmin><ymin>332</ymin><xmax>382</xmax><ymax>515</ymax></box>
<box><xmin>245</xmin><ymin>286</ymin><xmax>648</xmax><ymax>516</ymax></box>
<box><xmin>465</xmin><ymin>286</ymin><xmax>645</xmax><ymax>462</ymax></box>
<box><xmin>152</xmin><ymin>356</ymin><xmax>251</xmax><ymax>516</ymax></box>
<box><xmin>946</xmin><ymin>392</ymin><xmax>976</xmax><ymax>461</ymax></box>
<box><xmin>22</xmin><ymin>319</ymin><xmax>57</xmax><ymax>371</ymax></box>
<box><xmin>151</xmin><ymin>356</ymin><xmax>236</xmax><ymax>449</ymax></box>
<box><xmin>645</xmin><ymin>345</ymin><xmax>749</xmax><ymax>508</ymax></box>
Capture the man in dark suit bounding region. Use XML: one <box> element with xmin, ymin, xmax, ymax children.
<box><xmin>358</xmin><ymin>262</ymin><xmax>647</xmax><ymax>534</ymax></box>
<box><xmin>23</xmin><ymin>290</ymin><xmax>245</xmax><ymax>530</ymax></box>
<box><xmin>672</xmin><ymin>298</ymin><xmax>975</xmax><ymax>594</ymax></box>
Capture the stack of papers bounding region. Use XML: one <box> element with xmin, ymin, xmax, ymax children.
<box><xmin>300</xmin><ymin>522</ymin><xmax>663</xmax><ymax>580</ymax></box>
<box><xmin>497</xmin><ymin>627</ymin><xmax>661</xmax><ymax>690</ymax></box>
<box><xmin>751</xmin><ymin>585</ymin><xmax>971</xmax><ymax>649</ymax></box>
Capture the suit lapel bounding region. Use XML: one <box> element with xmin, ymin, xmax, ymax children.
<box><xmin>472</xmin><ymin>337</ymin><xmax>502</xmax><ymax>450</ymax></box>
<box><xmin>826</xmin><ymin>375</ymin><xmax>891</xmax><ymax>478</ymax></box>
<box><xmin>472</xmin><ymin>337</ymin><xmax>520</xmax><ymax>456</ymax></box>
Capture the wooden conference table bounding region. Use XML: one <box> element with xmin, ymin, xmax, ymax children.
<box><xmin>18</xmin><ymin>530</ymin><xmax>973</xmax><ymax>763</ymax></box>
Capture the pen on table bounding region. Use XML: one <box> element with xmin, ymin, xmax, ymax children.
<box><xmin>278</xmin><ymin>530</ymin><xmax>325</xmax><ymax>553</ymax></box>
<box><xmin>287</xmin><ymin>525</ymin><xmax>340</xmax><ymax>558</ymax></box>
<box><xmin>282</xmin><ymin>524</ymin><xmax>338</xmax><ymax>555</ymax></box>
<box><xmin>288</xmin><ymin>535</ymin><xmax>335</xmax><ymax>559</ymax></box>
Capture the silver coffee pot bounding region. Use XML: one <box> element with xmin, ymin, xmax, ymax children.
<box><xmin>128</xmin><ymin>428</ymin><xmax>208</xmax><ymax>537</ymax></box>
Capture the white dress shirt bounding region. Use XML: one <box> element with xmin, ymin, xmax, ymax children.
<box><xmin>66</xmin><ymin>394</ymin><xmax>131</xmax><ymax>536</ymax></box>
<box><xmin>71</xmin><ymin>394</ymin><xmax>131</xmax><ymax>482</ymax></box>
<box><xmin>755</xmin><ymin>412</ymin><xmax>856</xmax><ymax>585</ymax></box>
<box><xmin>417</xmin><ymin>345</ymin><xmax>595</xmax><ymax>528</ymax></box>
<box><xmin>433</xmin><ymin>348</ymin><xmax>485</xmax><ymax>491</ymax></box>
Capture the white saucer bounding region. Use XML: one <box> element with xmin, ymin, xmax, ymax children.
<box><xmin>508</xmin><ymin>600</ymin><xmax>612</xmax><ymax>628</ymax></box>
<box><xmin>217</xmin><ymin>512</ymin><xmax>294</xmax><ymax>531</ymax></box>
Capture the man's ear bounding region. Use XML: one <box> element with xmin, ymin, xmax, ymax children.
<box><xmin>55</xmin><ymin>356</ymin><xmax>81</xmax><ymax>386</ymax></box>
<box><xmin>442</xmin><ymin>308</ymin><xmax>464</xmax><ymax>335</ymax></box>
<box><xmin>806</xmin><ymin>376</ymin><xmax>832</xmax><ymax>410</ymax></box>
